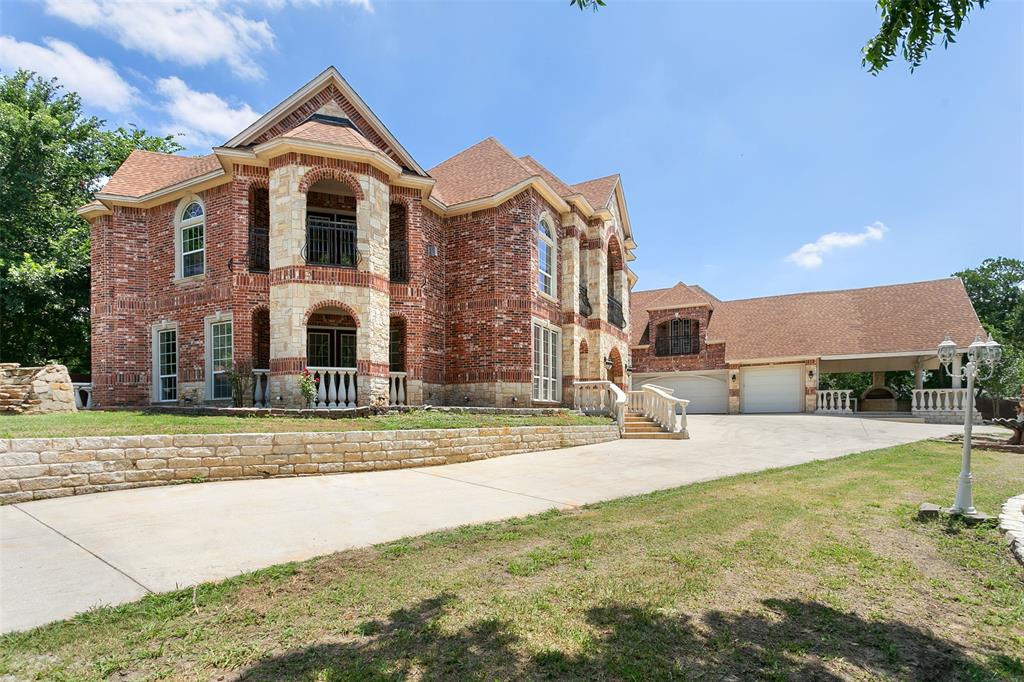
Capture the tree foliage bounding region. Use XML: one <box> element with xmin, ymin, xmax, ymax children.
<box><xmin>863</xmin><ymin>0</ymin><xmax>987</xmax><ymax>74</ymax></box>
<box><xmin>954</xmin><ymin>257</ymin><xmax>1024</xmax><ymax>345</ymax></box>
<box><xmin>0</xmin><ymin>70</ymin><xmax>182</xmax><ymax>373</ymax></box>
<box><xmin>569</xmin><ymin>0</ymin><xmax>988</xmax><ymax>74</ymax></box>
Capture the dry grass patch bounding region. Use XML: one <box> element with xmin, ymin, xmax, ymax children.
<box><xmin>1</xmin><ymin>441</ymin><xmax>1022</xmax><ymax>680</ymax></box>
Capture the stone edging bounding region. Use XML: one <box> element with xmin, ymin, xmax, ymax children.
<box><xmin>998</xmin><ymin>493</ymin><xmax>1024</xmax><ymax>566</ymax></box>
<box><xmin>0</xmin><ymin>425</ymin><xmax>619</xmax><ymax>505</ymax></box>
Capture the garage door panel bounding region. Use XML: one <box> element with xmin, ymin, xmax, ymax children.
<box><xmin>741</xmin><ymin>366</ymin><xmax>802</xmax><ymax>413</ymax></box>
<box><xmin>637</xmin><ymin>374</ymin><xmax>728</xmax><ymax>414</ymax></box>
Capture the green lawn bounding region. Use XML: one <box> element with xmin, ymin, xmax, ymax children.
<box><xmin>0</xmin><ymin>410</ymin><xmax>608</xmax><ymax>439</ymax></box>
<box><xmin>1</xmin><ymin>441</ymin><xmax>1022</xmax><ymax>681</ymax></box>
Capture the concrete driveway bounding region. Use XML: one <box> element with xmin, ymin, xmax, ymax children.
<box><xmin>0</xmin><ymin>415</ymin><xmax>977</xmax><ymax>633</ymax></box>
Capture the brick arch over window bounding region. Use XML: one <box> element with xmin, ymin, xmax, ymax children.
<box><xmin>606</xmin><ymin>234</ymin><xmax>624</xmax><ymax>272</ymax></box>
<box><xmin>579</xmin><ymin>339</ymin><xmax>589</xmax><ymax>355</ymax></box>
<box><xmin>299</xmin><ymin>166</ymin><xmax>365</xmax><ymax>200</ymax></box>
<box><xmin>608</xmin><ymin>346</ymin><xmax>624</xmax><ymax>388</ymax></box>
<box><xmin>303</xmin><ymin>300</ymin><xmax>361</xmax><ymax>327</ymax></box>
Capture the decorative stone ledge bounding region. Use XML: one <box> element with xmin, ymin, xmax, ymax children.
<box><xmin>998</xmin><ymin>493</ymin><xmax>1024</xmax><ymax>566</ymax></box>
<box><xmin>0</xmin><ymin>424</ymin><xmax>619</xmax><ymax>504</ymax></box>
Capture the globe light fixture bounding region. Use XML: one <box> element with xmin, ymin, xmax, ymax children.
<box><xmin>937</xmin><ymin>330</ymin><xmax>1001</xmax><ymax>516</ymax></box>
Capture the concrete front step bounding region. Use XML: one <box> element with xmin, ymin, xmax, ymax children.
<box><xmin>622</xmin><ymin>432</ymin><xmax>687</xmax><ymax>440</ymax></box>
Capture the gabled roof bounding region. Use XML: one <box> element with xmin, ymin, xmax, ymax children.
<box><xmin>631</xmin><ymin>278</ymin><xmax>982</xmax><ymax>362</ymax></box>
<box><xmin>571</xmin><ymin>174</ymin><xmax>619</xmax><ymax>210</ymax></box>
<box><xmin>429</xmin><ymin>137</ymin><xmax>535</xmax><ymax>206</ymax></box>
<box><xmin>223</xmin><ymin>66</ymin><xmax>425</xmax><ymax>175</ymax></box>
<box><xmin>629</xmin><ymin>282</ymin><xmax>718</xmax><ymax>345</ymax></box>
<box><xmin>100</xmin><ymin>150</ymin><xmax>220</xmax><ymax>199</ymax></box>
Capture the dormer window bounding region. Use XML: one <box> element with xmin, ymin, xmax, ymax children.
<box><xmin>537</xmin><ymin>218</ymin><xmax>554</xmax><ymax>296</ymax></box>
<box><xmin>177</xmin><ymin>198</ymin><xmax>205</xmax><ymax>279</ymax></box>
<box><xmin>655</xmin><ymin>318</ymin><xmax>699</xmax><ymax>356</ymax></box>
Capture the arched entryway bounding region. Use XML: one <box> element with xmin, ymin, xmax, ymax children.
<box><xmin>304</xmin><ymin>302</ymin><xmax>359</xmax><ymax>407</ymax></box>
<box><xmin>251</xmin><ymin>306</ymin><xmax>270</xmax><ymax>406</ymax></box>
<box><xmin>606</xmin><ymin>235</ymin><xmax>625</xmax><ymax>329</ymax></box>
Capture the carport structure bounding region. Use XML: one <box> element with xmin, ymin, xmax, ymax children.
<box><xmin>630</xmin><ymin>278</ymin><xmax>983</xmax><ymax>422</ymax></box>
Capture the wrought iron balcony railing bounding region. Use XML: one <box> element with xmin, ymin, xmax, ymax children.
<box><xmin>607</xmin><ymin>295</ymin><xmax>626</xmax><ymax>329</ymax></box>
<box><xmin>303</xmin><ymin>213</ymin><xmax>357</xmax><ymax>268</ymax></box>
<box><xmin>579</xmin><ymin>283</ymin><xmax>592</xmax><ymax>317</ymax></box>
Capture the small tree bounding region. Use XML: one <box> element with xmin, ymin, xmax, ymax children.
<box><xmin>227</xmin><ymin>359</ymin><xmax>255</xmax><ymax>408</ymax></box>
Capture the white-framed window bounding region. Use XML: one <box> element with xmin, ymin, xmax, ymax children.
<box><xmin>177</xmin><ymin>197</ymin><xmax>205</xmax><ymax>279</ymax></box>
<box><xmin>152</xmin><ymin>323</ymin><xmax>178</xmax><ymax>402</ymax></box>
<box><xmin>532</xmin><ymin>320</ymin><xmax>561</xmax><ymax>402</ymax></box>
<box><xmin>205</xmin><ymin>313</ymin><xmax>233</xmax><ymax>400</ymax></box>
<box><xmin>537</xmin><ymin>218</ymin><xmax>555</xmax><ymax>297</ymax></box>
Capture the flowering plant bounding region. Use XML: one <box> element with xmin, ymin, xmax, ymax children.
<box><xmin>298</xmin><ymin>368</ymin><xmax>319</xmax><ymax>405</ymax></box>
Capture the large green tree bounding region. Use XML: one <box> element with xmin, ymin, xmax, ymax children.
<box><xmin>0</xmin><ymin>70</ymin><xmax>182</xmax><ymax>373</ymax></box>
<box><xmin>569</xmin><ymin>0</ymin><xmax>988</xmax><ymax>74</ymax></box>
<box><xmin>954</xmin><ymin>257</ymin><xmax>1024</xmax><ymax>345</ymax></box>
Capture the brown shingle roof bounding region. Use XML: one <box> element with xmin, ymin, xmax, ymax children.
<box><xmin>571</xmin><ymin>174</ymin><xmax>618</xmax><ymax>209</ymax></box>
<box><xmin>629</xmin><ymin>282</ymin><xmax>717</xmax><ymax>345</ymax></box>
<box><xmin>279</xmin><ymin>119</ymin><xmax>380</xmax><ymax>152</ymax></box>
<box><xmin>428</xmin><ymin>137</ymin><xmax>533</xmax><ymax>206</ymax></box>
<box><xmin>701</xmin><ymin>278</ymin><xmax>981</xmax><ymax>362</ymax></box>
<box><xmin>519</xmin><ymin>155</ymin><xmax>573</xmax><ymax>197</ymax></box>
<box><xmin>100</xmin><ymin>150</ymin><xmax>220</xmax><ymax>198</ymax></box>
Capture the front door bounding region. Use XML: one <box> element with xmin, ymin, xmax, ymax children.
<box><xmin>307</xmin><ymin>328</ymin><xmax>356</xmax><ymax>368</ymax></box>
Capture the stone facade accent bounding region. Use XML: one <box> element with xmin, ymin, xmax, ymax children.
<box><xmin>0</xmin><ymin>364</ymin><xmax>77</xmax><ymax>414</ymax></box>
<box><xmin>0</xmin><ymin>425</ymin><xmax>619</xmax><ymax>504</ymax></box>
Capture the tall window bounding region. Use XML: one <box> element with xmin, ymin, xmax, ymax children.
<box><xmin>655</xmin><ymin>318</ymin><xmax>699</xmax><ymax>356</ymax></box>
<box><xmin>210</xmin><ymin>320</ymin><xmax>233</xmax><ymax>399</ymax></box>
<box><xmin>180</xmin><ymin>200</ymin><xmax>205</xmax><ymax>278</ymax></box>
<box><xmin>248</xmin><ymin>187</ymin><xmax>270</xmax><ymax>272</ymax></box>
<box><xmin>156</xmin><ymin>329</ymin><xmax>177</xmax><ymax>401</ymax></box>
<box><xmin>537</xmin><ymin>219</ymin><xmax>554</xmax><ymax>296</ymax></box>
<box><xmin>389</xmin><ymin>204</ymin><xmax>408</xmax><ymax>283</ymax></box>
<box><xmin>532</xmin><ymin>322</ymin><xmax>561</xmax><ymax>402</ymax></box>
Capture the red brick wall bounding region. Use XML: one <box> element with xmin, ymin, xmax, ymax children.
<box><xmin>631</xmin><ymin>306</ymin><xmax>726</xmax><ymax>373</ymax></box>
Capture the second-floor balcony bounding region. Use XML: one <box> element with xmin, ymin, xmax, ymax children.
<box><xmin>579</xmin><ymin>283</ymin><xmax>592</xmax><ymax>317</ymax></box>
<box><xmin>608</xmin><ymin>295</ymin><xmax>625</xmax><ymax>329</ymax></box>
<box><xmin>303</xmin><ymin>212</ymin><xmax>357</xmax><ymax>267</ymax></box>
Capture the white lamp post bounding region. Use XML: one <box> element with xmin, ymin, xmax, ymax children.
<box><xmin>936</xmin><ymin>331</ymin><xmax>1001</xmax><ymax>515</ymax></box>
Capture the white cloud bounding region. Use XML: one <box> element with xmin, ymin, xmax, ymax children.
<box><xmin>43</xmin><ymin>0</ymin><xmax>274</xmax><ymax>79</ymax></box>
<box><xmin>785</xmin><ymin>221</ymin><xmax>888</xmax><ymax>269</ymax></box>
<box><xmin>43</xmin><ymin>0</ymin><xmax>372</xmax><ymax>79</ymax></box>
<box><xmin>155</xmin><ymin>76</ymin><xmax>259</xmax><ymax>146</ymax></box>
<box><xmin>0</xmin><ymin>36</ymin><xmax>136</xmax><ymax>111</ymax></box>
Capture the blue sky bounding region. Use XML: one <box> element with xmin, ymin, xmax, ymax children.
<box><xmin>2</xmin><ymin>0</ymin><xmax>1021</xmax><ymax>299</ymax></box>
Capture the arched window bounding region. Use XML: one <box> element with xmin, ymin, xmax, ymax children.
<box><xmin>655</xmin><ymin>318</ymin><xmax>699</xmax><ymax>356</ymax></box>
<box><xmin>178</xmin><ymin>199</ymin><xmax>205</xmax><ymax>278</ymax></box>
<box><xmin>537</xmin><ymin>218</ymin><xmax>555</xmax><ymax>296</ymax></box>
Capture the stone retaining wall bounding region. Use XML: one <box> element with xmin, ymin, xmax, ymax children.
<box><xmin>0</xmin><ymin>425</ymin><xmax>619</xmax><ymax>504</ymax></box>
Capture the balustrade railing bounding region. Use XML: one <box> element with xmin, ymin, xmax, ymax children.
<box><xmin>252</xmin><ymin>369</ymin><xmax>270</xmax><ymax>408</ymax></box>
<box><xmin>72</xmin><ymin>382</ymin><xmax>93</xmax><ymax>409</ymax></box>
<box><xmin>574</xmin><ymin>380</ymin><xmax>626</xmax><ymax>431</ymax></box>
<box><xmin>635</xmin><ymin>384</ymin><xmax>690</xmax><ymax>436</ymax></box>
<box><xmin>627</xmin><ymin>390</ymin><xmax>644</xmax><ymax>413</ymax></box>
<box><xmin>912</xmin><ymin>388</ymin><xmax>969</xmax><ymax>413</ymax></box>
<box><xmin>389</xmin><ymin>372</ymin><xmax>408</xmax><ymax>406</ymax></box>
<box><xmin>307</xmin><ymin>367</ymin><xmax>358</xmax><ymax>408</ymax></box>
<box><xmin>816</xmin><ymin>389</ymin><xmax>854</xmax><ymax>414</ymax></box>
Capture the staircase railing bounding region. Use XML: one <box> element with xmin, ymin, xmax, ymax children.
<box><xmin>574</xmin><ymin>380</ymin><xmax>626</xmax><ymax>433</ymax></box>
<box><xmin>635</xmin><ymin>384</ymin><xmax>690</xmax><ymax>436</ymax></box>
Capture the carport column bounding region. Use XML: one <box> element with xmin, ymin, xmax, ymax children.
<box><xmin>804</xmin><ymin>359</ymin><xmax>819</xmax><ymax>412</ymax></box>
<box><xmin>951</xmin><ymin>353</ymin><xmax>962</xmax><ymax>388</ymax></box>
<box><xmin>914</xmin><ymin>359</ymin><xmax>924</xmax><ymax>390</ymax></box>
<box><xmin>728</xmin><ymin>365</ymin><xmax>740</xmax><ymax>414</ymax></box>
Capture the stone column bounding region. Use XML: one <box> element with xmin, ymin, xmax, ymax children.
<box><xmin>268</xmin><ymin>163</ymin><xmax>307</xmax><ymax>405</ymax></box>
<box><xmin>951</xmin><ymin>354</ymin><xmax>962</xmax><ymax>388</ymax></box>
<box><xmin>914</xmin><ymin>359</ymin><xmax>924</xmax><ymax>390</ymax></box>
<box><xmin>728</xmin><ymin>366</ymin><xmax>740</xmax><ymax>414</ymax></box>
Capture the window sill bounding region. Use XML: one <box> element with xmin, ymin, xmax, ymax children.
<box><xmin>174</xmin><ymin>273</ymin><xmax>206</xmax><ymax>285</ymax></box>
<box><xmin>538</xmin><ymin>291</ymin><xmax>559</xmax><ymax>304</ymax></box>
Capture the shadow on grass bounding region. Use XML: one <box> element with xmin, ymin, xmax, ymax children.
<box><xmin>238</xmin><ymin>594</ymin><xmax>1011</xmax><ymax>681</ymax></box>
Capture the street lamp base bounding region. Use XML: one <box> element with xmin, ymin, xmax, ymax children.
<box><xmin>918</xmin><ymin>502</ymin><xmax>994</xmax><ymax>525</ymax></box>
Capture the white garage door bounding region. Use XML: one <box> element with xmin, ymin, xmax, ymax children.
<box><xmin>637</xmin><ymin>373</ymin><xmax>728</xmax><ymax>414</ymax></box>
<box><xmin>741</xmin><ymin>365</ymin><xmax>803</xmax><ymax>413</ymax></box>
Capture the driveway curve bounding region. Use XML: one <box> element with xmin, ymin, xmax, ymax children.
<box><xmin>0</xmin><ymin>415</ymin><xmax>981</xmax><ymax>632</ymax></box>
